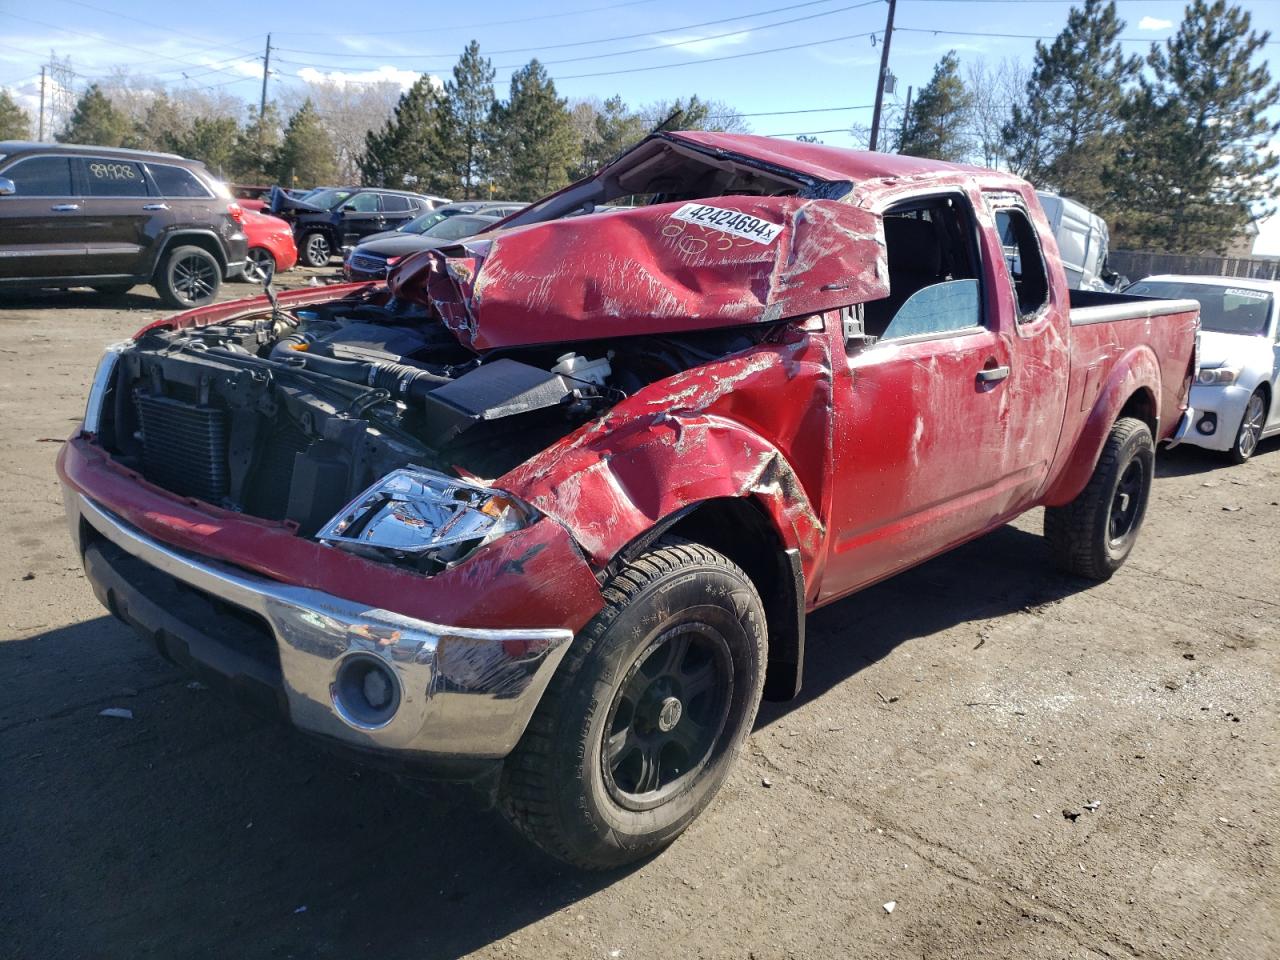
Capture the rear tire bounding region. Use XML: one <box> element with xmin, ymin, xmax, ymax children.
<box><xmin>1227</xmin><ymin>388</ymin><xmax>1267</xmax><ymax>465</ymax></box>
<box><xmin>155</xmin><ymin>245</ymin><xmax>221</xmax><ymax>309</ymax></box>
<box><xmin>1045</xmin><ymin>416</ymin><xmax>1154</xmax><ymax>580</ymax></box>
<box><xmin>301</xmin><ymin>231</ymin><xmax>331</xmax><ymax>267</ymax></box>
<box><xmin>499</xmin><ymin>537</ymin><xmax>766</xmax><ymax>870</ymax></box>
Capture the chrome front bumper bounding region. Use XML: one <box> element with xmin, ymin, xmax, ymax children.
<box><xmin>68</xmin><ymin>491</ymin><xmax>573</xmax><ymax>763</ymax></box>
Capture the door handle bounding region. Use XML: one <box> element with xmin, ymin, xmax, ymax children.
<box><xmin>142</xmin><ymin>203</ymin><xmax>169</xmax><ymax>211</ymax></box>
<box><xmin>977</xmin><ymin>365</ymin><xmax>1011</xmax><ymax>384</ymax></box>
<box><xmin>50</xmin><ymin>203</ymin><xmax>79</xmax><ymax>212</ymax></box>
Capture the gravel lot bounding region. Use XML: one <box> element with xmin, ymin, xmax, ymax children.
<box><xmin>1</xmin><ymin>275</ymin><xmax>1276</xmax><ymax>960</ymax></box>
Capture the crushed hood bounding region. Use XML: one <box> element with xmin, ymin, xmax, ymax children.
<box><xmin>385</xmin><ymin>196</ymin><xmax>886</xmax><ymax>350</ymax></box>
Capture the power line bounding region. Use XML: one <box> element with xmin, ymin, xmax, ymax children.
<box><xmin>275</xmin><ymin>0</ymin><xmax>666</xmax><ymax>38</ymax></box>
<box><xmin>272</xmin><ymin>0</ymin><xmax>882</xmax><ymax>75</ymax></box>
<box><xmin>897</xmin><ymin>25</ymin><xmax>1280</xmax><ymax>45</ymax></box>
<box><xmin>0</xmin><ymin>12</ymin><xmax>266</xmax><ymax>81</ymax></box>
<box><xmin>50</xmin><ymin>0</ymin><xmax>262</xmax><ymax>56</ymax></box>
<box><xmin>709</xmin><ymin>103</ymin><xmax>875</xmax><ymax>119</ymax></box>
<box><xmin>274</xmin><ymin>0</ymin><xmax>876</xmax><ymax>60</ymax></box>
<box><xmin>552</xmin><ymin>29</ymin><xmax>879</xmax><ymax>80</ymax></box>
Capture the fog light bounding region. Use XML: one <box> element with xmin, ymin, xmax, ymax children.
<box><xmin>332</xmin><ymin>654</ymin><xmax>401</xmax><ymax>729</ymax></box>
<box><xmin>1196</xmin><ymin>413</ymin><xmax>1217</xmax><ymax>436</ymax></box>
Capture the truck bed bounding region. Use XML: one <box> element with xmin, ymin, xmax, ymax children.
<box><xmin>1067</xmin><ymin>288</ymin><xmax>1201</xmax><ymax>326</ymax></box>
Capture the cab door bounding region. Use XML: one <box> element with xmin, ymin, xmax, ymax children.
<box><xmin>819</xmin><ymin>189</ymin><xmax>1065</xmax><ymax>601</ymax></box>
<box><xmin>379</xmin><ymin>193</ymin><xmax>416</xmax><ymax>231</ymax></box>
<box><xmin>0</xmin><ymin>155</ymin><xmax>85</xmax><ymax>280</ymax></box>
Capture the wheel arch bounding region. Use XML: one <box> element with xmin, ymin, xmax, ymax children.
<box><xmin>1042</xmin><ymin>345</ymin><xmax>1162</xmax><ymax>507</ymax></box>
<box><xmin>150</xmin><ymin>231</ymin><xmax>227</xmax><ymax>281</ymax></box>
<box><xmin>613</xmin><ymin>496</ymin><xmax>806</xmax><ymax>702</ymax></box>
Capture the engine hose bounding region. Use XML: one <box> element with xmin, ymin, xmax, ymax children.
<box><xmin>269</xmin><ymin>336</ymin><xmax>450</xmax><ymax>402</ymax></box>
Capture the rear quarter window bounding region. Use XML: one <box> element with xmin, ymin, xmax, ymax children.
<box><xmin>147</xmin><ymin>163</ymin><xmax>213</xmax><ymax>199</ymax></box>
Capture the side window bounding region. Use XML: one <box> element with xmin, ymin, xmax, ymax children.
<box><xmin>865</xmin><ymin>195</ymin><xmax>983</xmax><ymax>342</ymax></box>
<box><xmin>78</xmin><ymin>159</ymin><xmax>150</xmax><ymax>198</ymax></box>
<box><xmin>344</xmin><ymin>192</ymin><xmax>380</xmax><ymax>212</ymax></box>
<box><xmin>381</xmin><ymin>194</ymin><xmax>411</xmax><ymax>212</ymax></box>
<box><xmin>994</xmin><ymin>207</ymin><xmax>1049</xmax><ymax>320</ymax></box>
<box><xmin>2</xmin><ymin>156</ymin><xmax>73</xmax><ymax>196</ymax></box>
<box><xmin>147</xmin><ymin>163</ymin><xmax>212</xmax><ymax>199</ymax></box>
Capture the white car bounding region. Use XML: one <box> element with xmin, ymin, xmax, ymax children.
<box><xmin>1126</xmin><ymin>275</ymin><xmax>1280</xmax><ymax>462</ymax></box>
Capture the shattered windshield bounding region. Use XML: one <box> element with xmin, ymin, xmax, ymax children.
<box><xmin>1126</xmin><ymin>280</ymin><xmax>1273</xmax><ymax>336</ymax></box>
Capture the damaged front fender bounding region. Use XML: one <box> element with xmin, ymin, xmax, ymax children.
<box><xmin>499</xmin><ymin>326</ymin><xmax>836</xmax><ymax>593</ymax></box>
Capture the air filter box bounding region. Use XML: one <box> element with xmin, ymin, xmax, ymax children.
<box><xmin>421</xmin><ymin>358</ymin><xmax>570</xmax><ymax>442</ymax></box>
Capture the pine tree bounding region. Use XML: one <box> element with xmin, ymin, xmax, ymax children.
<box><xmin>576</xmin><ymin>95</ymin><xmax>647</xmax><ymax>178</ymax></box>
<box><xmin>173</xmin><ymin>116</ymin><xmax>238</xmax><ymax>177</ymax></box>
<box><xmin>57</xmin><ymin>84</ymin><xmax>132</xmax><ymax>146</ymax></box>
<box><xmin>897</xmin><ymin>51</ymin><xmax>973</xmax><ymax>162</ymax></box>
<box><xmin>359</xmin><ymin>76</ymin><xmax>451</xmax><ymax>194</ymax></box>
<box><xmin>1001</xmin><ymin>0</ymin><xmax>1138</xmax><ymax>204</ymax></box>
<box><xmin>0</xmin><ymin>89</ymin><xmax>31</xmax><ymax>140</ymax></box>
<box><xmin>1108</xmin><ymin>0</ymin><xmax>1279</xmax><ymax>253</ymax></box>
<box><xmin>133</xmin><ymin>92</ymin><xmax>185</xmax><ymax>152</ymax></box>
<box><xmin>488</xmin><ymin>60</ymin><xmax>578</xmax><ymax>200</ymax></box>
<box><xmin>441</xmin><ymin>41</ymin><xmax>496</xmax><ymax>198</ymax></box>
<box><xmin>232</xmin><ymin>103</ymin><xmax>283</xmax><ymax>182</ymax></box>
<box><xmin>276</xmin><ymin>99</ymin><xmax>337</xmax><ymax>187</ymax></box>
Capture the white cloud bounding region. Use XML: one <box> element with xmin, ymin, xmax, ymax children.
<box><xmin>1138</xmin><ymin>16</ymin><xmax>1173</xmax><ymax>31</ymax></box>
<box><xmin>650</xmin><ymin>31</ymin><xmax>752</xmax><ymax>56</ymax></box>
<box><xmin>294</xmin><ymin>65</ymin><xmax>433</xmax><ymax>92</ymax></box>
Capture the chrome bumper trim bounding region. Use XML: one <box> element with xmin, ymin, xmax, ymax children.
<box><xmin>71</xmin><ymin>491</ymin><xmax>573</xmax><ymax>759</ymax></box>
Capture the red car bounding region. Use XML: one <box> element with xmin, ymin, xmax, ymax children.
<box><xmin>239</xmin><ymin>210</ymin><xmax>297</xmax><ymax>284</ymax></box>
<box><xmin>60</xmin><ymin>133</ymin><xmax>1199</xmax><ymax>869</ymax></box>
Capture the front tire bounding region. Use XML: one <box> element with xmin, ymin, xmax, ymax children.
<box><xmin>301</xmin><ymin>231</ymin><xmax>331</xmax><ymax>267</ymax></box>
<box><xmin>499</xmin><ymin>538</ymin><xmax>767</xmax><ymax>870</ymax></box>
<box><xmin>1227</xmin><ymin>389</ymin><xmax>1267</xmax><ymax>465</ymax></box>
<box><xmin>1045</xmin><ymin>416</ymin><xmax>1154</xmax><ymax>580</ymax></box>
<box><xmin>156</xmin><ymin>245</ymin><xmax>221</xmax><ymax>308</ymax></box>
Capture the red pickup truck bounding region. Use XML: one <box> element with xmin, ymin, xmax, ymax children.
<box><xmin>58</xmin><ymin>133</ymin><xmax>1199</xmax><ymax>869</ymax></box>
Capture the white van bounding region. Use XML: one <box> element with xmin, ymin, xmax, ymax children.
<box><xmin>1035</xmin><ymin>191</ymin><xmax>1114</xmax><ymax>291</ymax></box>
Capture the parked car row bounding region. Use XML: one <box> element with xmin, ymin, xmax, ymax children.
<box><xmin>59</xmin><ymin>132</ymin><xmax>1214</xmax><ymax>871</ymax></box>
<box><xmin>267</xmin><ymin>185</ymin><xmax>450</xmax><ymax>267</ymax></box>
<box><xmin>343</xmin><ymin>200</ymin><xmax>525</xmax><ymax>281</ymax></box>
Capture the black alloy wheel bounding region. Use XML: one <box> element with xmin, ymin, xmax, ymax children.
<box><xmin>174</xmin><ymin>254</ymin><xmax>216</xmax><ymax>302</ymax></box>
<box><xmin>602</xmin><ymin>620</ymin><xmax>733</xmax><ymax>810</ymax></box>
<box><xmin>1107</xmin><ymin>458</ymin><xmax>1145</xmax><ymax>546</ymax></box>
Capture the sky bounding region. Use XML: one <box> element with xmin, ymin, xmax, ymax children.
<box><xmin>2</xmin><ymin>0</ymin><xmax>1279</xmax><ymax>250</ymax></box>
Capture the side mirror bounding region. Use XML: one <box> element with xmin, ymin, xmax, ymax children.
<box><xmin>0</xmin><ymin>177</ymin><xmax>15</xmax><ymax>196</ymax></box>
<box><xmin>342</xmin><ymin>203</ymin><xmax>358</xmax><ymax>212</ymax></box>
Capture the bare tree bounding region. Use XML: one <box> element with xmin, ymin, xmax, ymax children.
<box><xmin>967</xmin><ymin>57</ymin><xmax>1029</xmax><ymax>169</ymax></box>
<box><xmin>279</xmin><ymin>78</ymin><xmax>402</xmax><ymax>183</ymax></box>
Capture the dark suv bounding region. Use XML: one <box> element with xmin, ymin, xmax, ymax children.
<box><xmin>268</xmin><ymin>186</ymin><xmax>444</xmax><ymax>267</ymax></box>
<box><xmin>0</xmin><ymin>142</ymin><xmax>248</xmax><ymax>308</ymax></box>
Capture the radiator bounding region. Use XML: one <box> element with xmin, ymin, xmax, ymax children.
<box><xmin>136</xmin><ymin>394</ymin><xmax>229</xmax><ymax>503</ymax></box>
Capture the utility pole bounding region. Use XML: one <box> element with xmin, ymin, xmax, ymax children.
<box><xmin>898</xmin><ymin>84</ymin><xmax>913</xmax><ymax>151</ymax></box>
<box><xmin>868</xmin><ymin>0</ymin><xmax>896</xmax><ymax>152</ymax></box>
<box><xmin>259</xmin><ymin>33</ymin><xmax>272</xmax><ymax>119</ymax></box>
<box><xmin>258</xmin><ymin>33</ymin><xmax>272</xmax><ymax>172</ymax></box>
<box><xmin>37</xmin><ymin>65</ymin><xmax>46</xmax><ymax>140</ymax></box>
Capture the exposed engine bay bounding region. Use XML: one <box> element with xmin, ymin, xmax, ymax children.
<box><xmin>91</xmin><ymin>291</ymin><xmax>775</xmax><ymax>570</ymax></box>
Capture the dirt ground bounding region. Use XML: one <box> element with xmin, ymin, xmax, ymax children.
<box><xmin>1</xmin><ymin>274</ymin><xmax>1276</xmax><ymax>960</ymax></box>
